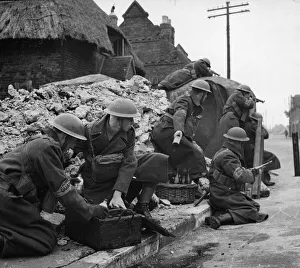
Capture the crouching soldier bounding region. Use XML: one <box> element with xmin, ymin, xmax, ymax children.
<box><xmin>150</xmin><ymin>79</ymin><xmax>211</xmax><ymax>181</ymax></box>
<box><xmin>76</xmin><ymin>98</ymin><xmax>169</xmax><ymax>220</ymax></box>
<box><xmin>0</xmin><ymin>113</ymin><xmax>108</xmax><ymax>258</ymax></box>
<box><xmin>205</xmin><ymin>127</ymin><xmax>268</xmax><ymax>229</ymax></box>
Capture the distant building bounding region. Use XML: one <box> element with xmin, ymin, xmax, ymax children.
<box><xmin>288</xmin><ymin>94</ymin><xmax>300</xmax><ymax>134</ymax></box>
<box><xmin>0</xmin><ymin>0</ymin><xmax>145</xmax><ymax>95</ymax></box>
<box><xmin>120</xmin><ymin>0</ymin><xmax>191</xmax><ymax>86</ymax></box>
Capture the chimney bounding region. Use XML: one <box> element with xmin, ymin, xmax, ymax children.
<box><xmin>109</xmin><ymin>5</ymin><xmax>118</xmax><ymax>26</ymax></box>
<box><xmin>160</xmin><ymin>16</ymin><xmax>175</xmax><ymax>45</ymax></box>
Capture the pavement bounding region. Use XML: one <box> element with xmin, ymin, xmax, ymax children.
<box><xmin>0</xmin><ymin>201</ymin><xmax>211</xmax><ymax>268</ymax></box>
<box><xmin>131</xmin><ymin>134</ymin><xmax>298</xmax><ymax>268</ymax></box>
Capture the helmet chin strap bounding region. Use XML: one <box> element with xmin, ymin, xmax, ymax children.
<box><xmin>200</xmin><ymin>92</ymin><xmax>207</xmax><ymax>103</ymax></box>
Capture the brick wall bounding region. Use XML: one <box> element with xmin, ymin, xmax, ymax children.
<box><xmin>62</xmin><ymin>39</ymin><xmax>101</xmax><ymax>80</ymax></box>
<box><xmin>0</xmin><ymin>39</ymin><xmax>63</xmax><ymax>93</ymax></box>
<box><xmin>120</xmin><ymin>3</ymin><xmax>190</xmax><ymax>86</ymax></box>
<box><xmin>0</xmin><ymin>38</ymin><xmax>104</xmax><ymax>96</ymax></box>
<box><xmin>121</xmin><ymin>18</ymin><xmax>160</xmax><ymax>40</ymax></box>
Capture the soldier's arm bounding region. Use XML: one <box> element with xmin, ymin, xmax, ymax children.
<box><xmin>221</xmin><ymin>153</ymin><xmax>255</xmax><ymax>184</ymax></box>
<box><xmin>112</xmin><ymin>128</ymin><xmax>138</xmax><ymax>196</ymax></box>
<box><xmin>235</xmin><ymin>92</ymin><xmax>255</xmax><ymax>110</ymax></box>
<box><xmin>34</xmin><ymin>143</ymin><xmax>107</xmax><ymax>220</ymax></box>
<box><xmin>172</xmin><ymin>98</ymin><xmax>189</xmax><ymax>133</ymax></box>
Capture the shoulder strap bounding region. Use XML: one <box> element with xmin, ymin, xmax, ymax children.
<box><xmin>86</xmin><ymin>123</ymin><xmax>96</xmax><ymax>158</ymax></box>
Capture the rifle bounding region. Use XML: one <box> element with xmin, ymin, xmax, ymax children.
<box><xmin>194</xmin><ymin>189</ymin><xmax>209</xmax><ymax>207</ymax></box>
<box><xmin>255</xmin><ymin>98</ymin><xmax>265</xmax><ymax>103</ymax></box>
<box><xmin>250</xmin><ymin>160</ymin><xmax>272</xmax><ymax>172</ymax></box>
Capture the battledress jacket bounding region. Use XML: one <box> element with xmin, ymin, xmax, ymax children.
<box><xmin>150</xmin><ymin>94</ymin><xmax>207</xmax><ymax>177</ymax></box>
<box><xmin>78</xmin><ymin>115</ymin><xmax>169</xmax><ymax>205</ymax></box>
<box><xmin>159</xmin><ymin>60</ymin><xmax>212</xmax><ymax>91</ymax></box>
<box><xmin>0</xmin><ymin>128</ymin><xmax>95</xmax><ymax>257</ymax></box>
<box><xmin>208</xmin><ymin>141</ymin><xmax>268</xmax><ymax>224</ymax></box>
<box><xmin>209</xmin><ymin>90</ymin><xmax>256</xmax><ymax>158</ymax></box>
<box><xmin>243</xmin><ymin>119</ymin><xmax>281</xmax><ymax>171</ymax></box>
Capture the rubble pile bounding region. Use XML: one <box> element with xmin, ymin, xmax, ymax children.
<box><xmin>0</xmin><ymin>75</ymin><xmax>169</xmax><ymax>156</ymax></box>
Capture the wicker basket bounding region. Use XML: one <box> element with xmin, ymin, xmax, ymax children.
<box><xmin>155</xmin><ymin>183</ymin><xmax>198</xmax><ymax>204</ymax></box>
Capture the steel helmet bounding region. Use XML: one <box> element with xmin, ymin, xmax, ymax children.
<box><xmin>250</xmin><ymin>112</ymin><xmax>263</xmax><ymax>121</ymax></box>
<box><xmin>223</xmin><ymin>127</ymin><xmax>249</xmax><ymax>142</ymax></box>
<box><xmin>237</xmin><ymin>84</ymin><xmax>252</xmax><ymax>93</ymax></box>
<box><xmin>201</xmin><ymin>58</ymin><xmax>211</xmax><ymax>68</ymax></box>
<box><xmin>191</xmin><ymin>79</ymin><xmax>211</xmax><ymax>93</ymax></box>
<box><xmin>104</xmin><ymin>98</ymin><xmax>140</xmax><ymax>118</ymax></box>
<box><xmin>50</xmin><ymin>113</ymin><xmax>87</xmax><ymax>140</ymax></box>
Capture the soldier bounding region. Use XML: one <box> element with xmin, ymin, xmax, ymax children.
<box><xmin>0</xmin><ymin>113</ymin><xmax>108</xmax><ymax>258</ymax></box>
<box><xmin>76</xmin><ymin>98</ymin><xmax>169</xmax><ymax>220</ymax></box>
<box><xmin>206</xmin><ymin>84</ymin><xmax>256</xmax><ymax>157</ymax></box>
<box><xmin>205</xmin><ymin>127</ymin><xmax>268</xmax><ymax>230</ymax></box>
<box><xmin>150</xmin><ymin>79</ymin><xmax>211</xmax><ymax>182</ymax></box>
<box><xmin>158</xmin><ymin>58</ymin><xmax>218</xmax><ymax>91</ymax></box>
<box><xmin>243</xmin><ymin>112</ymin><xmax>281</xmax><ymax>186</ymax></box>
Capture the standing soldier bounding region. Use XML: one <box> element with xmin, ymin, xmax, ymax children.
<box><xmin>77</xmin><ymin>98</ymin><xmax>169</xmax><ymax>220</ymax></box>
<box><xmin>0</xmin><ymin>114</ymin><xmax>108</xmax><ymax>258</ymax></box>
<box><xmin>150</xmin><ymin>79</ymin><xmax>211</xmax><ymax>181</ymax></box>
<box><xmin>205</xmin><ymin>127</ymin><xmax>268</xmax><ymax>229</ymax></box>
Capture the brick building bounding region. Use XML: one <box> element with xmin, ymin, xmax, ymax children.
<box><xmin>120</xmin><ymin>1</ymin><xmax>191</xmax><ymax>86</ymax></box>
<box><xmin>0</xmin><ymin>0</ymin><xmax>145</xmax><ymax>95</ymax></box>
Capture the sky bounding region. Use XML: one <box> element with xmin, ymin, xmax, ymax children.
<box><xmin>95</xmin><ymin>0</ymin><xmax>300</xmax><ymax>128</ymax></box>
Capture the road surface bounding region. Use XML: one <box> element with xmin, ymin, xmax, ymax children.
<box><xmin>131</xmin><ymin>134</ymin><xmax>300</xmax><ymax>268</ymax></box>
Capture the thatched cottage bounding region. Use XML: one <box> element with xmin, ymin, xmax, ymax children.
<box><xmin>120</xmin><ymin>0</ymin><xmax>191</xmax><ymax>87</ymax></box>
<box><xmin>0</xmin><ymin>0</ymin><xmax>145</xmax><ymax>95</ymax></box>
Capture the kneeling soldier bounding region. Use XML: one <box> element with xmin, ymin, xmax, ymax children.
<box><xmin>205</xmin><ymin>127</ymin><xmax>268</xmax><ymax>229</ymax></box>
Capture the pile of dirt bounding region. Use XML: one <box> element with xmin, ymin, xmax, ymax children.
<box><xmin>0</xmin><ymin>74</ymin><xmax>169</xmax><ymax>156</ymax></box>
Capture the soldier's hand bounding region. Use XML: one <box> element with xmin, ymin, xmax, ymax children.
<box><xmin>109</xmin><ymin>190</ymin><xmax>126</xmax><ymax>209</ymax></box>
<box><xmin>251</xmin><ymin>168</ymin><xmax>260</xmax><ymax>177</ymax></box>
<box><xmin>69</xmin><ymin>177</ymin><xmax>81</xmax><ymax>186</ymax></box>
<box><xmin>92</xmin><ymin>205</ymin><xmax>108</xmax><ymax>219</ymax></box>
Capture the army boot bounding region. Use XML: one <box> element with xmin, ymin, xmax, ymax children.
<box><xmin>134</xmin><ymin>202</ymin><xmax>161</xmax><ymax>224</ymax></box>
<box><xmin>205</xmin><ymin>213</ymin><xmax>233</xmax><ymax>230</ymax></box>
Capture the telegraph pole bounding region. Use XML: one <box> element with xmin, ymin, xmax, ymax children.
<box><xmin>208</xmin><ymin>1</ymin><xmax>249</xmax><ymax>79</ymax></box>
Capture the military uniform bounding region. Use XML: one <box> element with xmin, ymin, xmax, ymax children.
<box><xmin>150</xmin><ymin>94</ymin><xmax>207</xmax><ymax>179</ymax></box>
<box><xmin>159</xmin><ymin>60</ymin><xmax>212</xmax><ymax>91</ymax></box>
<box><xmin>208</xmin><ymin>140</ymin><xmax>268</xmax><ymax>224</ymax></box>
<box><xmin>243</xmin><ymin>119</ymin><xmax>281</xmax><ymax>180</ymax></box>
<box><xmin>78</xmin><ymin>115</ymin><xmax>169</xmax><ymax>205</ymax></box>
<box><xmin>206</xmin><ymin>90</ymin><xmax>255</xmax><ymax>158</ymax></box>
<box><xmin>0</xmin><ymin>128</ymin><xmax>99</xmax><ymax>257</ymax></box>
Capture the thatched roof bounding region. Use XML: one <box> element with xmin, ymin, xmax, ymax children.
<box><xmin>0</xmin><ymin>0</ymin><xmax>145</xmax><ymax>74</ymax></box>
